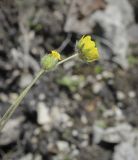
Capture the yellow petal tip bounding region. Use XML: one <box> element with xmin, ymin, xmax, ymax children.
<box><xmin>76</xmin><ymin>35</ymin><xmax>99</xmax><ymax>62</ymax></box>
<box><xmin>51</xmin><ymin>50</ymin><xmax>61</xmax><ymax>60</ymax></box>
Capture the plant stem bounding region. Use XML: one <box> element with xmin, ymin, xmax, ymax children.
<box><xmin>0</xmin><ymin>69</ymin><xmax>45</xmax><ymax>132</ymax></box>
<box><xmin>0</xmin><ymin>53</ymin><xmax>78</xmax><ymax>132</ymax></box>
<box><xmin>57</xmin><ymin>53</ymin><xmax>78</xmax><ymax>65</ymax></box>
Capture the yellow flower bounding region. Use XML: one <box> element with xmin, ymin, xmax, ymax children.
<box><xmin>51</xmin><ymin>50</ymin><xmax>61</xmax><ymax>60</ymax></box>
<box><xmin>41</xmin><ymin>50</ymin><xmax>61</xmax><ymax>70</ymax></box>
<box><xmin>76</xmin><ymin>35</ymin><xmax>99</xmax><ymax>62</ymax></box>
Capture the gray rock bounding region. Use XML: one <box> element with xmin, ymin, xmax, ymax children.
<box><xmin>80</xmin><ymin>115</ymin><xmax>88</xmax><ymax>124</ymax></box>
<box><xmin>0</xmin><ymin>117</ymin><xmax>24</xmax><ymax>146</ymax></box>
<box><xmin>93</xmin><ymin>124</ymin><xmax>104</xmax><ymax>144</ymax></box>
<box><xmin>38</xmin><ymin>93</ymin><xmax>46</xmax><ymax>101</ymax></box>
<box><xmin>128</xmin><ymin>24</ymin><xmax>138</xmax><ymax>44</ymax></box>
<box><xmin>113</xmin><ymin>142</ymin><xmax>137</xmax><ymax>160</ymax></box>
<box><xmin>34</xmin><ymin>154</ymin><xmax>42</xmax><ymax>160</ymax></box>
<box><xmin>102</xmin><ymin>123</ymin><xmax>132</xmax><ymax>143</ymax></box>
<box><xmin>92</xmin><ymin>82</ymin><xmax>104</xmax><ymax>94</ymax></box>
<box><xmin>51</xmin><ymin>106</ymin><xmax>73</xmax><ymax>128</ymax></box>
<box><xmin>102</xmin><ymin>71</ymin><xmax>114</xmax><ymax>79</ymax></box>
<box><xmin>77</xmin><ymin>145</ymin><xmax>111</xmax><ymax>160</ymax></box>
<box><xmin>71</xmin><ymin>148</ymin><xmax>80</xmax><ymax>157</ymax></box>
<box><xmin>103</xmin><ymin>107</ymin><xmax>125</xmax><ymax>121</ymax></box>
<box><xmin>93</xmin><ymin>122</ymin><xmax>134</xmax><ymax>144</ymax></box>
<box><xmin>19</xmin><ymin>73</ymin><xmax>33</xmax><ymax>88</ymax></box>
<box><xmin>116</xmin><ymin>91</ymin><xmax>126</xmax><ymax>100</ymax></box>
<box><xmin>36</xmin><ymin>102</ymin><xmax>51</xmax><ymax>125</ymax></box>
<box><xmin>0</xmin><ymin>93</ymin><xmax>9</xmax><ymax>102</ymax></box>
<box><xmin>90</xmin><ymin>0</ymin><xmax>134</xmax><ymax>68</ymax></box>
<box><xmin>105</xmin><ymin>0</ymin><xmax>134</xmax><ymax>26</ymax></box>
<box><xmin>19</xmin><ymin>153</ymin><xmax>33</xmax><ymax>160</ymax></box>
<box><xmin>128</xmin><ymin>91</ymin><xmax>136</xmax><ymax>98</ymax></box>
<box><xmin>56</xmin><ymin>141</ymin><xmax>70</xmax><ymax>152</ymax></box>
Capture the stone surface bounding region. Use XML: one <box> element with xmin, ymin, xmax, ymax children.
<box><xmin>19</xmin><ymin>73</ymin><xmax>33</xmax><ymax>88</ymax></box>
<box><xmin>116</xmin><ymin>91</ymin><xmax>126</xmax><ymax>100</ymax></box>
<box><xmin>102</xmin><ymin>123</ymin><xmax>132</xmax><ymax>143</ymax></box>
<box><xmin>56</xmin><ymin>141</ymin><xmax>70</xmax><ymax>152</ymax></box>
<box><xmin>19</xmin><ymin>154</ymin><xmax>33</xmax><ymax>160</ymax></box>
<box><xmin>93</xmin><ymin>122</ymin><xmax>134</xmax><ymax>144</ymax></box>
<box><xmin>113</xmin><ymin>143</ymin><xmax>137</xmax><ymax>160</ymax></box>
<box><xmin>0</xmin><ymin>117</ymin><xmax>24</xmax><ymax>146</ymax></box>
<box><xmin>90</xmin><ymin>0</ymin><xmax>134</xmax><ymax>68</ymax></box>
<box><xmin>92</xmin><ymin>82</ymin><xmax>104</xmax><ymax>94</ymax></box>
<box><xmin>77</xmin><ymin>145</ymin><xmax>111</xmax><ymax>160</ymax></box>
<box><xmin>128</xmin><ymin>24</ymin><xmax>138</xmax><ymax>44</ymax></box>
<box><xmin>36</xmin><ymin>102</ymin><xmax>51</xmax><ymax>125</ymax></box>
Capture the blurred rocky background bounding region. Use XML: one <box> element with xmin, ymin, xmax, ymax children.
<box><xmin>0</xmin><ymin>0</ymin><xmax>138</xmax><ymax>160</ymax></box>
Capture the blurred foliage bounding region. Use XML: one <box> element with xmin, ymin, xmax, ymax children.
<box><xmin>94</xmin><ymin>65</ymin><xmax>103</xmax><ymax>74</ymax></box>
<box><xmin>128</xmin><ymin>55</ymin><xmax>138</xmax><ymax>65</ymax></box>
<box><xmin>57</xmin><ymin>75</ymin><xmax>85</xmax><ymax>92</ymax></box>
<box><xmin>95</xmin><ymin>120</ymin><xmax>107</xmax><ymax>129</ymax></box>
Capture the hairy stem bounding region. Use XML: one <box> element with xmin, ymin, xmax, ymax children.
<box><xmin>57</xmin><ymin>53</ymin><xmax>78</xmax><ymax>65</ymax></box>
<box><xmin>0</xmin><ymin>53</ymin><xmax>78</xmax><ymax>132</ymax></box>
<box><xmin>0</xmin><ymin>69</ymin><xmax>45</xmax><ymax>132</ymax></box>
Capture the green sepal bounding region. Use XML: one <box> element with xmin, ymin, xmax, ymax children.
<box><xmin>41</xmin><ymin>54</ymin><xmax>58</xmax><ymax>70</ymax></box>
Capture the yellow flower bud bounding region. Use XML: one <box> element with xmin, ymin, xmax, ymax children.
<box><xmin>41</xmin><ymin>50</ymin><xmax>61</xmax><ymax>70</ymax></box>
<box><xmin>51</xmin><ymin>50</ymin><xmax>61</xmax><ymax>60</ymax></box>
<box><xmin>76</xmin><ymin>35</ymin><xmax>99</xmax><ymax>62</ymax></box>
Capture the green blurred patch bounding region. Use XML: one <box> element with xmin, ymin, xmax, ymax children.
<box><xmin>94</xmin><ymin>65</ymin><xmax>103</xmax><ymax>74</ymax></box>
<box><xmin>29</xmin><ymin>16</ymin><xmax>43</xmax><ymax>31</ymax></box>
<box><xmin>128</xmin><ymin>55</ymin><xmax>138</xmax><ymax>65</ymax></box>
<box><xmin>34</xmin><ymin>24</ymin><xmax>43</xmax><ymax>31</ymax></box>
<box><xmin>95</xmin><ymin>120</ymin><xmax>107</xmax><ymax>129</ymax></box>
<box><xmin>30</xmin><ymin>23</ymin><xmax>43</xmax><ymax>31</ymax></box>
<box><xmin>57</xmin><ymin>75</ymin><xmax>85</xmax><ymax>92</ymax></box>
<box><xmin>64</xmin><ymin>157</ymin><xmax>71</xmax><ymax>160</ymax></box>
